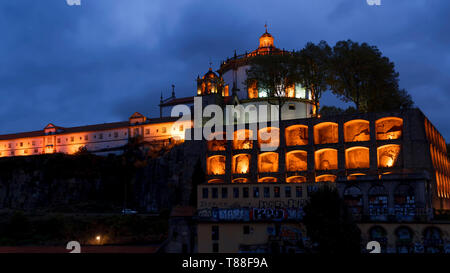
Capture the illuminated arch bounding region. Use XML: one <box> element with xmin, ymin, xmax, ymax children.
<box><xmin>285</xmin><ymin>125</ymin><xmax>308</xmax><ymax>146</ymax></box>
<box><xmin>347</xmin><ymin>173</ymin><xmax>366</xmax><ymax>180</ymax></box>
<box><xmin>376</xmin><ymin>117</ymin><xmax>403</xmax><ymax>140</ymax></box>
<box><xmin>314</xmin><ymin>122</ymin><xmax>338</xmax><ymax>144</ymax></box>
<box><xmin>232</xmin><ymin>178</ymin><xmax>249</xmax><ymax>183</ymax></box>
<box><xmin>207</xmin><ymin>155</ymin><xmax>226</xmax><ymax>175</ymax></box>
<box><xmin>208</xmin><ymin>179</ymin><xmax>224</xmax><ymax>184</ymax></box>
<box><xmin>207</xmin><ymin>132</ymin><xmax>227</xmax><ymax>151</ymax></box>
<box><xmin>258</xmin><ymin>152</ymin><xmax>279</xmax><ymax>173</ymax></box>
<box><xmin>258</xmin><ymin>177</ymin><xmax>277</xmax><ymax>183</ymax></box>
<box><xmin>286</xmin><ymin>150</ymin><xmax>307</xmax><ymax>172</ymax></box>
<box><xmin>344</xmin><ymin>119</ymin><xmax>370</xmax><ymax>142</ymax></box>
<box><xmin>315</xmin><ymin>174</ymin><xmax>336</xmax><ymax>182</ymax></box>
<box><xmin>315</xmin><ymin>148</ymin><xmax>338</xmax><ymax>170</ymax></box>
<box><xmin>258</xmin><ymin>127</ymin><xmax>280</xmax><ymax>148</ymax></box>
<box><xmin>233</xmin><ymin>129</ymin><xmax>253</xmax><ymax>150</ymax></box>
<box><xmin>286</xmin><ymin>176</ymin><xmax>307</xmax><ymax>183</ymax></box>
<box><xmin>345</xmin><ymin>146</ymin><xmax>370</xmax><ymax>169</ymax></box>
<box><xmin>232</xmin><ymin>154</ymin><xmax>250</xmax><ymax>174</ymax></box>
<box><xmin>377</xmin><ymin>144</ymin><xmax>401</xmax><ymax>168</ymax></box>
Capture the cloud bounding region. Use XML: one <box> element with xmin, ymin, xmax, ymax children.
<box><xmin>0</xmin><ymin>0</ymin><xmax>449</xmax><ymax>140</ymax></box>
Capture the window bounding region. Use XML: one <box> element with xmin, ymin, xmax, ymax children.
<box><xmin>32</xmin><ymin>141</ymin><xmax>35</xmax><ymax>146</ymax></box>
<box><xmin>288</xmin><ymin>104</ymin><xmax>295</xmax><ymax>110</ymax></box>
<box><xmin>264</xmin><ymin>187</ymin><xmax>270</xmax><ymax>198</ymax></box>
<box><xmin>212</xmin><ymin>188</ymin><xmax>218</xmax><ymax>199</ymax></box>
<box><xmin>212</xmin><ymin>226</ymin><xmax>219</xmax><ymax>241</ymax></box>
<box><xmin>145</xmin><ymin>129</ymin><xmax>150</xmax><ymax>135</ymax></box>
<box><xmin>71</xmin><ymin>137</ymin><xmax>74</xmax><ymax>142</ymax></box>
<box><xmin>114</xmin><ymin>132</ymin><xmax>119</xmax><ymax>138</ymax></box>
<box><xmin>296</xmin><ymin>186</ymin><xmax>302</xmax><ymax>198</ymax></box>
<box><xmin>243</xmin><ymin>187</ymin><xmax>249</xmax><ymax>198</ymax></box>
<box><xmin>180</xmin><ymin>125</ymin><xmax>184</xmax><ymax>131</ymax></box>
<box><xmin>233</xmin><ymin>187</ymin><xmax>239</xmax><ymax>198</ymax></box>
<box><xmin>99</xmin><ymin>133</ymin><xmax>103</xmax><ymax>140</ymax></box>
<box><xmin>8</xmin><ymin>143</ymin><xmax>11</xmax><ymax>148</ymax></box>
<box><xmin>202</xmin><ymin>188</ymin><xmax>208</xmax><ymax>199</ymax></box>
<box><xmin>85</xmin><ymin>135</ymin><xmax>88</xmax><ymax>141</ymax></box>
<box><xmin>285</xmin><ymin>186</ymin><xmax>291</xmax><ymax>198</ymax></box>
<box><xmin>274</xmin><ymin>187</ymin><xmax>280</xmax><ymax>198</ymax></box>
<box><xmin>221</xmin><ymin>188</ymin><xmax>228</xmax><ymax>198</ymax></box>
<box><xmin>20</xmin><ymin>142</ymin><xmax>23</xmax><ymax>147</ymax></box>
<box><xmin>162</xmin><ymin>127</ymin><xmax>167</xmax><ymax>133</ymax></box>
<box><xmin>212</xmin><ymin>243</ymin><xmax>219</xmax><ymax>253</ymax></box>
<box><xmin>34</xmin><ymin>149</ymin><xmax>38</xmax><ymax>154</ymax></box>
<box><xmin>253</xmin><ymin>187</ymin><xmax>260</xmax><ymax>198</ymax></box>
<box><xmin>57</xmin><ymin>138</ymin><xmax>60</xmax><ymax>144</ymax></box>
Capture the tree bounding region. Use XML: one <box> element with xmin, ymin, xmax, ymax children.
<box><xmin>293</xmin><ymin>41</ymin><xmax>332</xmax><ymax>116</ymax></box>
<box><xmin>189</xmin><ymin>158</ymin><xmax>205</xmax><ymax>207</ymax></box>
<box><xmin>319</xmin><ymin>105</ymin><xmax>357</xmax><ymax>117</ymax></box>
<box><xmin>245</xmin><ymin>54</ymin><xmax>296</xmax><ymax>121</ymax></box>
<box><xmin>328</xmin><ymin>40</ymin><xmax>413</xmax><ymax>112</ymax></box>
<box><xmin>303</xmin><ymin>186</ymin><xmax>361</xmax><ymax>253</ymax></box>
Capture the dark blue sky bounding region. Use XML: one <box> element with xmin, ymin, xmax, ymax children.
<box><xmin>1</xmin><ymin>0</ymin><xmax>449</xmax><ymax>140</ymax></box>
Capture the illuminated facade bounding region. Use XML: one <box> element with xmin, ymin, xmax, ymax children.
<box><xmin>197</xmin><ymin>109</ymin><xmax>450</xmax><ymax>253</ymax></box>
<box><xmin>0</xmin><ymin>113</ymin><xmax>191</xmax><ymax>157</ymax></box>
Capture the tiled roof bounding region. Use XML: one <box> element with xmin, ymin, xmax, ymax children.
<box><xmin>0</xmin><ymin>116</ymin><xmax>184</xmax><ymax>141</ymax></box>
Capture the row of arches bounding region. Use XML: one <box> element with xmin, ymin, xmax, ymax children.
<box><xmin>207</xmin><ymin>117</ymin><xmax>403</xmax><ymax>151</ymax></box>
<box><xmin>344</xmin><ymin>184</ymin><xmax>416</xmax><ymax>219</ymax></box>
<box><xmin>206</xmin><ymin>144</ymin><xmax>401</xmax><ymax>175</ymax></box>
<box><xmin>369</xmin><ymin>226</ymin><xmax>445</xmax><ymax>253</ymax></box>
<box><xmin>207</xmin><ymin>174</ymin><xmax>336</xmax><ymax>184</ymax></box>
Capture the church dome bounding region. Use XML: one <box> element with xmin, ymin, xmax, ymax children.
<box><xmin>203</xmin><ymin>67</ymin><xmax>218</xmax><ymax>79</ymax></box>
<box><xmin>259</xmin><ymin>29</ymin><xmax>274</xmax><ymax>48</ymax></box>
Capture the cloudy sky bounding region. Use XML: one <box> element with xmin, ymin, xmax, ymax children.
<box><xmin>0</xmin><ymin>0</ymin><xmax>449</xmax><ymax>139</ymax></box>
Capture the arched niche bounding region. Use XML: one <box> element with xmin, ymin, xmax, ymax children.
<box><xmin>232</xmin><ymin>154</ymin><xmax>251</xmax><ymax>174</ymax></box>
<box><xmin>286</xmin><ymin>176</ymin><xmax>307</xmax><ymax>183</ymax></box>
<box><xmin>314</xmin><ymin>122</ymin><xmax>338</xmax><ymax>144</ymax></box>
<box><xmin>207</xmin><ymin>155</ymin><xmax>226</xmax><ymax>175</ymax></box>
<box><xmin>207</xmin><ymin>132</ymin><xmax>227</xmax><ymax>151</ymax></box>
<box><xmin>233</xmin><ymin>129</ymin><xmax>253</xmax><ymax>150</ymax></box>
<box><xmin>315</xmin><ymin>148</ymin><xmax>338</xmax><ymax>170</ymax></box>
<box><xmin>208</xmin><ymin>179</ymin><xmax>224</xmax><ymax>184</ymax></box>
<box><xmin>345</xmin><ymin>146</ymin><xmax>370</xmax><ymax>169</ymax></box>
<box><xmin>377</xmin><ymin>144</ymin><xmax>401</xmax><ymax>168</ymax></box>
<box><xmin>285</xmin><ymin>125</ymin><xmax>308</xmax><ymax>146</ymax></box>
<box><xmin>258</xmin><ymin>127</ymin><xmax>280</xmax><ymax>148</ymax></box>
<box><xmin>286</xmin><ymin>150</ymin><xmax>307</xmax><ymax>172</ymax></box>
<box><xmin>232</xmin><ymin>178</ymin><xmax>249</xmax><ymax>183</ymax></box>
<box><xmin>376</xmin><ymin>117</ymin><xmax>403</xmax><ymax>140</ymax></box>
<box><xmin>344</xmin><ymin>119</ymin><xmax>370</xmax><ymax>142</ymax></box>
<box><xmin>258</xmin><ymin>177</ymin><xmax>277</xmax><ymax>183</ymax></box>
<box><xmin>258</xmin><ymin>152</ymin><xmax>279</xmax><ymax>173</ymax></box>
<box><xmin>315</xmin><ymin>174</ymin><xmax>336</xmax><ymax>182</ymax></box>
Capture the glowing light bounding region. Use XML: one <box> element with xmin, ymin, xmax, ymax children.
<box><xmin>376</xmin><ymin>117</ymin><xmax>403</xmax><ymax>140</ymax></box>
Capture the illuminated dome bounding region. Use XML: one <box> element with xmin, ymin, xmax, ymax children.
<box><xmin>259</xmin><ymin>31</ymin><xmax>274</xmax><ymax>48</ymax></box>
<box><xmin>203</xmin><ymin>67</ymin><xmax>218</xmax><ymax>79</ymax></box>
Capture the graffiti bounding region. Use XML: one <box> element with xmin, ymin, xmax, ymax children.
<box><xmin>279</xmin><ymin>226</ymin><xmax>302</xmax><ymax>241</ymax></box>
<box><xmin>216</xmin><ymin>208</ymin><xmax>250</xmax><ymax>221</ymax></box>
<box><xmin>198</xmin><ymin>207</ymin><xmax>303</xmax><ymax>222</ymax></box>
<box><xmin>258</xmin><ymin>199</ymin><xmax>306</xmax><ymax>209</ymax></box>
<box><xmin>252</xmin><ymin>208</ymin><xmax>285</xmax><ymax>221</ymax></box>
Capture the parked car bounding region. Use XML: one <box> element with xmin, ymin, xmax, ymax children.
<box><xmin>121</xmin><ymin>208</ymin><xmax>138</xmax><ymax>215</ymax></box>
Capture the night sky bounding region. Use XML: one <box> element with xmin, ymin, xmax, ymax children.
<box><xmin>1</xmin><ymin>0</ymin><xmax>449</xmax><ymax>140</ymax></box>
